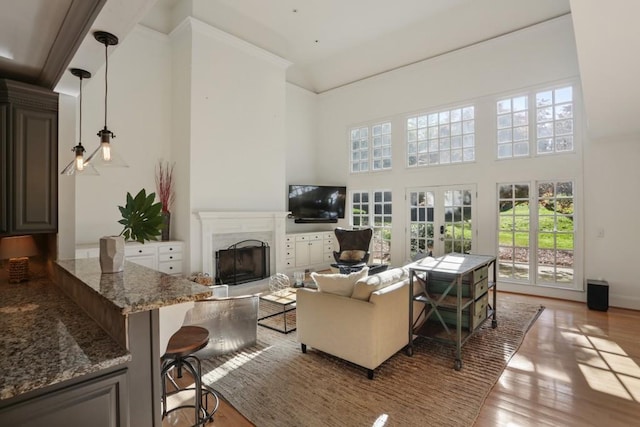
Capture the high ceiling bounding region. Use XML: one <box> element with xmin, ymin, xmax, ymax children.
<box><xmin>141</xmin><ymin>0</ymin><xmax>571</xmax><ymax>93</ymax></box>
<box><xmin>1</xmin><ymin>0</ymin><xmax>639</xmax><ymax>139</ymax></box>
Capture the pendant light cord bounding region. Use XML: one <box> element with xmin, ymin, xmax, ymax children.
<box><xmin>103</xmin><ymin>42</ymin><xmax>108</xmax><ymax>128</ymax></box>
<box><xmin>79</xmin><ymin>75</ymin><xmax>83</xmax><ymax>142</ymax></box>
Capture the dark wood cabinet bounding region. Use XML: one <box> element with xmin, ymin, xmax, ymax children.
<box><xmin>0</xmin><ymin>79</ymin><xmax>58</xmax><ymax>236</ymax></box>
<box><xmin>0</xmin><ymin>368</ymin><xmax>129</xmax><ymax>427</ymax></box>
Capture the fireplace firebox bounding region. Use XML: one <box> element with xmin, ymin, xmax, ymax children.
<box><xmin>215</xmin><ymin>240</ymin><xmax>270</xmax><ymax>286</ymax></box>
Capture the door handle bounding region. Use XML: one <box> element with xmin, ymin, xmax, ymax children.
<box><xmin>439</xmin><ymin>225</ymin><xmax>445</xmax><ymax>235</ymax></box>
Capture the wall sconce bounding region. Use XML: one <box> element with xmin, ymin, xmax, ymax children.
<box><xmin>0</xmin><ymin>235</ymin><xmax>39</xmax><ymax>283</ymax></box>
<box><xmin>86</xmin><ymin>31</ymin><xmax>128</xmax><ymax>168</ymax></box>
<box><xmin>61</xmin><ymin>68</ymin><xmax>99</xmax><ymax>176</ymax></box>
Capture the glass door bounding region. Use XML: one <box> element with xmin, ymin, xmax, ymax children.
<box><xmin>407</xmin><ymin>185</ymin><xmax>476</xmax><ymax>259</ymax></box>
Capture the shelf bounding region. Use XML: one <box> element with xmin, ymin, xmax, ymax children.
<box><xmin>413</xmin><ymin>292</ymin><xmax>472</xmax><ymax>310</ymax></box>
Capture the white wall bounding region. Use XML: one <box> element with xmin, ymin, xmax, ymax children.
<box><xmin>583</xmin><ymin>134</ymin><xmax>640</xmax><ymax>308</ymax></box>
<box><xmin>313</xmin><ymin>16</ymin><xmax>622</xmax><ymax>304</ymax></box>
<box><xmin>167</xmin><ymin>18</ymin><xmax>290</xmax><ymax>274</ymax></box>
<box><xmin>74</xmin><ymin>26</ymin><xmax>172</xmax><ymax>244</ymax></box>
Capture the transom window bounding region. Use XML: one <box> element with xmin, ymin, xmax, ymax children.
<box><xmin>350</xmin><ymin>122</ymin><xmax>391</xmax><ymax>173</ymax></box>
<box><xmin>496</xmin><ymin>85</ymin><xmax>575</xmax><ymax>159</ymax></box>
<box><xmin>536</xmin><ymin>86</ymin><xmax>573</xmax><ymax>155</ymax></box>
<box><xmin>407</xmin><ymin>105</ymin><xmax>475</xmax><ymax>167</ymax></box>
<box><xmin>497</xmin><ymin>96</ymin><xmax>529</xmax><ymax>158</ymax></box>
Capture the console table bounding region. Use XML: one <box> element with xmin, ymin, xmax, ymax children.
<box><xmin>407</xmin><ymin>253</ymin><xmax>497</xmax><ymax>370</ymax></box>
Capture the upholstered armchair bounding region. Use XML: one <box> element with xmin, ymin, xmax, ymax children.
<box><xmin>332</xmin><ymin>227</ymin><xmax>373</xmax><ymax>266</ymax></box>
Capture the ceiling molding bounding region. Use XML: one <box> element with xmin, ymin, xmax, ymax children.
<box><xmin>38</xmin><ymin>0</ymin><xmax>106</xmax><ymax>89</ymax></box>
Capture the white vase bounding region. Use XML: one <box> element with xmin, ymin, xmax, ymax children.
<box><xmin>99</xmin><ymin>235</ymin><xmax>125</xmax><ymax>273</ymax></box>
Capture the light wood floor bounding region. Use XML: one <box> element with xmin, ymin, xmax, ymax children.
<box><xmin>163</xmin><ymin>292</ymin><xmax>640</xmax><ymax>427</ymax></box>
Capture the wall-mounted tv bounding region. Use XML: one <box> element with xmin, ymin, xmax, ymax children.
<box><xmin>288</xmin><ymin>185</ymin><xmax>346</xmax><ymax>223</ymax></box>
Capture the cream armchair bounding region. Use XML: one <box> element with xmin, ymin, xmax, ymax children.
<box><xmin>296</xmin><ymin>272</ymin><xmax>412</xmax><ymax>379</ymax></box>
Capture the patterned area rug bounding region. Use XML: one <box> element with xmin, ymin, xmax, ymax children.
<box><xmin>201</xmin><ymin>298</ymin><xmax>544</xmax><ymax>427</ymax></box>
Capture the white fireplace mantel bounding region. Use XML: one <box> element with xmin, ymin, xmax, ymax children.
<box><xmin>196</xmin><ymin>211</ymin><xmax>290</xmax><ymax>276</ymax></box>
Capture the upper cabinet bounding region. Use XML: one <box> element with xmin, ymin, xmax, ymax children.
<box><xmin>0</xmin><ymin>79</ymin><xmax>58</xmax><ymax>236</ymax></box>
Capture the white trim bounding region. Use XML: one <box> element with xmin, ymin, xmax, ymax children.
<box><xmin>196</xmin><ymin>211</ymin><xmax>290</xmax><ymax>276</ymax></box>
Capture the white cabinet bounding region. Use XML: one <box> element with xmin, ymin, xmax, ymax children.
<box><xmin>285</xmin><ymin>231</ymin><xmax>335</xmax><ymax>272</ymax></box>
<box><xmin>125</xmin><ymin>244</ymin><xmax>158</xmax><ymax>270</ymax></box>
<box><xmin>75</xmin><ymin>241</ymin><xmax>184</xmax><ymax>276</ymax></box>
<box><xmin>157</xmin><ymin>243</ymin><xmax>183</xmax><ymax>275</ymax></box>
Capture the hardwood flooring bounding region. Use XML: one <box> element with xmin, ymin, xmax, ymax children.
<box><xmin>162</xmin><ymin>292</ymin><xmax>640</xmax><ymax>426</ymax></box>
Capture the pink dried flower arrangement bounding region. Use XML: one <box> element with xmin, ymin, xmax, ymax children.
<box><xmin>155</xmin><ymin>160</ymin><xmax>175</xmax><ymax>213</ymax></box>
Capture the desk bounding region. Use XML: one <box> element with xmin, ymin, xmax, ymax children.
<box><xmin>407</xmin><ymin>253</ymin><xmax>497</xmax><ymax>370</ymax></box>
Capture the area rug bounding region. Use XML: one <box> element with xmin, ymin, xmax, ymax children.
<box><xmin>201</xmin><ymin>298</ymin><xmax>544</xmax><ymax>427</ymax></box>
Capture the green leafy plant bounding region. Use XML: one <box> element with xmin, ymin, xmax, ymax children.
<box><xmin>118</xmin><ymin>189</ymin><xmax>163</xmax><ymax>243</ymax></box>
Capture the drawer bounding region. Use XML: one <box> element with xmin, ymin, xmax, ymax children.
<box><xmin>324</xmin><ymin>237</ymin><xmax>334</xmax><ymax>246</ymax></box>
<box><xmin>159</xmin><ymin>260</ymin><xmax>182</xmax><ymax>274</ymax></box>
<box><xmin>323</xmin><ymin>232</ymin><xmax>334</xmax><ymax>239</ymax></box>
<box><xmin>473</xmin><ymin>300</ymin><xmax>488</xmax><ymax>328</ymax></box>
<box><xmin>473</xmin><ymin>266</ymin><xmax>488</xmax><ymax>283</ymax></box>
<box><xmin>324</xmin><ymin>253</ymin><xmax>334</xmax><ymax>261</ymax></box>
<box><xmin>324</xmin><ymin>244</ymin><xmax>334</xmax><ymax>253</ymax></box>
<box><xmin>474</xmin><ymin>278</ymin><xmax>488</xmax><ymax>297</ymax></box>
<box><xmin>285</xmin><ymin>242</ymin><xmax>294</xmax><ymax>250</ymax></box>
<box><xmin>286</xmin><ymin>250</ymin><xmax>295</xmax><ymax>259</ymax></box>
<box><xmin>125</xmin><ymin>245</ymin><xmax>156</xmax><ymax>256</ymax></box>
<box><xmin>295</xmin><ymin>235</ymin><xmax>309</xmax><ymax>242</ymax></box>
<box><xmin>286</xmin><ymin>259</ymin><xmax>295</xmax><ymax>267</ymax></box>
<box><xmin>158</xmin><ymin>244</ymin><xmax>182</xmax><ymax>254</ymax></box>
<box><xmin>285</xmin><ymin>236</ymin><xmax>294</xmax><ymax>243</ymax></box>
<box><xmin>159</xmin><ymin>252</ymin><xmax>182</xmax><ymax>262</ymax></box>
<box><xmin>310</xmin><ymin>234</ymin><xmax>323</xmax><ymax>241</ymax></box>
<box><xmin>474</xmin><ymin>292</ymin><xmax>489</xmax><ymax>317</ymax></box>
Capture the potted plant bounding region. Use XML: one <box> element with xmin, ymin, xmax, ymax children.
<box><xmin>99</xmin><ymin>189</ymin><xmax>163</xmax><ymax>273</ymax></box>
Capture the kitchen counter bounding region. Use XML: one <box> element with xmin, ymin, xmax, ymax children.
<box><xmin>0</xmin><ymin>259</ymin><xmax>212</xmax><ymax>427</ymax></box>
<box><xmin>0</xmin><ymin>278</ymin><xmax>130</xmax><ymax>401</ymax></box>
<box><xmin>56</xmin><ymin>258</ymin><xmax>211</xmax><ymax>315</ymax></box>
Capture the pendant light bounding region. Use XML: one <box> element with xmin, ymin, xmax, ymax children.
<box><xmin>61</xmin><ymin>68</ymin><xmax>99</xmax><ymax>176</ymax></box>
<box><xmin>86</xmin><ymin>31</ymin><xmax>128</xmax><ymax>168</ymax></box>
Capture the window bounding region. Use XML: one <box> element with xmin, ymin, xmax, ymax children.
<box><xmin>537</xmin><ymin>180</ymin><xmax>574</xmax><ymax>284</ymax></box>
<box><xmin>407</xmin><ymin>105</ymin><xmax>475</xmax><ymax>167</ymax></box>
<box><xmin>497</xmin><ymin>180</ymin><xmax>575</xmax><ymax>287</ymax></box>
<box><xmin>496</xmin><ymin>96</ymin><xmax>529</xmax><ymax>159</ymax></box>
<box><xmin>350</xmin><ymin>122</ymin><xmax>391</xmax><ymax>173</ymax></box>
<box><xmin>496</xmin><ymin>85</ymin><xmax>575</xmax><ymax>159</ymax></box>
<box><xmin>536</xmin><ymin>86</ymin><xmax>573</xmax><ymax>154</ymax></box>
<box><xmin>351</xmin><ymin>190</ymin><xmax>392</xmax><ymax>264</ymax></box>
<box><xmin>498</xmin><ymin>183</ymin><xmax>531</xmax><ymax>280</ymax></box>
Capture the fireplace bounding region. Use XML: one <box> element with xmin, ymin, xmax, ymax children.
<box><xmin>215</xmin><ymin>240</ymin><xmax>270</xmax><ymax>286</ymax></box>
<box><xmin>197</xmin><ymin>211</ymin><xmax>289</xmax><ymax>279</ymax></box>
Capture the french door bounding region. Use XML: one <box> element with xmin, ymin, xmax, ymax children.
<box><xmin>407</xmin><ymin>185</ymin><xmax>476</xmax><ymax>259</ymax></box>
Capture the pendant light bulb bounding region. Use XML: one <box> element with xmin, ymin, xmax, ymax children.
<box><xmin>86</xmin><ymin>31</ymin><xmax>128</xmax><ymax>168</ymax></box>
<box><xmin>61</xmin><ymin>68</ymin><xmax>99</xmax><ymax>176</ymax></box>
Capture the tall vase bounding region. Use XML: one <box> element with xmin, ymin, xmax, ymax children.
<box><xmin>161</xmin><ymin>211</ymin><xmax>171</xmax><ymax>241</ymax></box>
<box><xmin>99</xmin><ymin>235</ymin><xmax>125</xmax><ymax>273</ymax></box>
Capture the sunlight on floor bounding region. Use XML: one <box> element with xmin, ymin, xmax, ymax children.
<box><xmin>564</xmin><ymin>325</ymin><xmax>640</xmax><ymax>402</ymax></box>
<box><xmin>372</xmin><ymin>414</ymin><xmax>388</xmax><ymax>427</ymax></box>
<box><xmin>202</xmin><ymin>345</ymin><xmax>271</xmax><ymax>383</ymax></box>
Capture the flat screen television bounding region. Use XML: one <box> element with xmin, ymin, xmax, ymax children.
<box><xmin>288</xmin><ymin>185</ymin><xmax>346</xmax><ymax>222</ymax></box>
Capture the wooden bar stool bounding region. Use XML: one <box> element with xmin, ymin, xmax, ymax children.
<box><xmin>161</xmin><ymin>326</ymin><xmax>219</xmax><ymax>426</ymax></box>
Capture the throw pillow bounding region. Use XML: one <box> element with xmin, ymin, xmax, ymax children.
<box><xmin>338</xmin><ymin>250</ymin><xmax>366</xmax><ymax>262</ymax></box>
<box><xmin>311</xmin><ymin>267</ymin><xmax>370</xmax><ymax>297</ymax></box>
<box><xmin>351</xmin><ymin>267</ymin><xmax>409</xmax><ymax>301</ymax></box>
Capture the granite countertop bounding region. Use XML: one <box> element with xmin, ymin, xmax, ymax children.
<box><xmin>56</xmin><ymin>258</ymin><xmax>212</xmax><ymax>315</ymax></box>
<box><xmin>0</xmin><ymin>279</ymin><xmax>131</xmax><ymax>401</ymax></box>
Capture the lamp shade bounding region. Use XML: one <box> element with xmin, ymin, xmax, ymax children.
<box><xmin>0</xmin><ymin>235</ymin><xmax>38</xmax><ymax>260</ymax></box>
